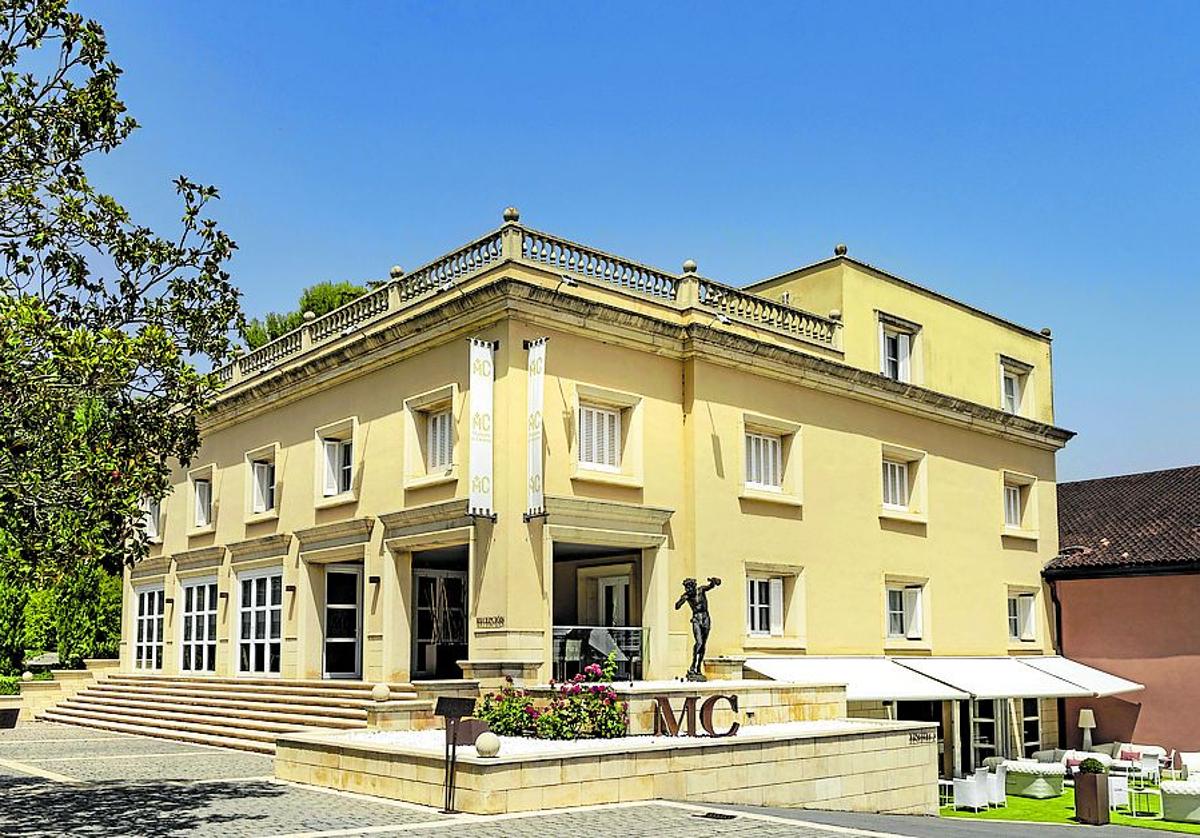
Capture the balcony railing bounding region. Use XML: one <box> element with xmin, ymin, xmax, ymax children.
<box><xmin>213</xmin><ymin>216</ymin><xmax>840</xmax><ymax>387</ymax></box>
<box><xmin>552</xmin><ymin>625</ymin><xmax>645</xmax><ymax>682</ymax></box>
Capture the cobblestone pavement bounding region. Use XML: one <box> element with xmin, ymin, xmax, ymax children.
<box><xmin>0</xmin><ymin>722</ymin><xmax>923</xmax><ymax>837</ymax></box>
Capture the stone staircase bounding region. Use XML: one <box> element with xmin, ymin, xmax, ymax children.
<box><xmin>39</xmin><ymin>673</ymin><xmax>418</xmax><ymax>754</ymax></box>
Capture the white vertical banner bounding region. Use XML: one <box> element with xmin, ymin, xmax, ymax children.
<box><xmin>525</xmin><ymin>338</ymin><xmax>547</xmax><ymax>518</ymax></box>
<box><xmin>468</xmin><ymin>338</ymin><xmax>495</xmax><ymax>517</ymax></box>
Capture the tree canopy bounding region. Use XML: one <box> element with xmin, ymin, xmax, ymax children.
<box><xmin>243</xmin><ymin>280</ymin><xmax>368</xmax><ymax>349</ymax></box>
<box><xmin>0</xmin><ymin>0</ymin><xmax>242</xmax><ymax>590</ymax></box>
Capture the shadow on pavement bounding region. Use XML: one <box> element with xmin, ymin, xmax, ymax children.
<box><xmin>0</xmin><ymin>774</ymin><xmax>289</xmax><ymax>837</ymax></box>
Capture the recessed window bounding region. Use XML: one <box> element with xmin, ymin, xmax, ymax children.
<box><xmin>878</xmin><ymin>315</ymin><xmax>918</xmax><ymax>383</ymax></box>
<box><xmin>427</xmin><ymin>409</ymin><xmax>453</xmax><ymax>472</ymax></box>
<box><xmin>882</xmin><ymin>459</ymin><xmax>910</xmax><ymax>509</ymax></box>
<box><xmin>1004</xmin><ymin>484</ymin><xmax>1022</xmax><ymax>527</ymax></box>
<box><xmin>181</xmin><ymin>579</ymin><xmax>218</xmax><ymax>672</ymax></box>
<box><xmin>251</xmin><ymin>460</ymin><xmax>276</xmax><ymax>513</ymax></box>
<box><xmin>1000</xmin><ymin>358</ymin><xmax>1032</xmax><ymax>416</ymax></box>
<box><xmin>142</xmin><ymin>498</ymin><xmax>161</xmax><ymax>540</ymax></box>
<box><xmin>887</xmin><ymin>584</ymin><xmax>923</xmax><ymax>640</ymax></box>
<box><xmin>578</xmin><ymin>403</ymin><xmax>621</xmax><ymax>471</ymax></box>
<box><xmin>1008</xmin><ymin>592</ymin><xmax>1036</xmax><ymax>641</ymax></box>
<box><xmin>193</xmin><ymin>478</ymin><xmax>212</xmax><ymax>528</ymax></box>
<box><xmin>746</xmin><ymin>576</ymin><xmax>784</xmax><ymax>637</ymax></box>
<box><xmin>239</xmin><ymin>570</ymin><xmax>283</xmax><ymax>675</ymax></box>
<box><xmin>745</xmin><ymin>431</ymin><xmax>783</xmax><ymax>491</ymax></box>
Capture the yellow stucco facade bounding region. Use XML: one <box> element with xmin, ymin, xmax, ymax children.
<box><xmin>123</xmin><ymin>211</ymin><xmax>1072</xmax><ymax>696</ymax></box>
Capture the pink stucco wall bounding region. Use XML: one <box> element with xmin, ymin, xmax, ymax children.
<box><xmin>1058</xmin><ymin>574</ymin><xmax>1200</xmax><ymax>753</ymax></box>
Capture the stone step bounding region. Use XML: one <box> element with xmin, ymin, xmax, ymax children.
<box><xmin>84</xmin><ymin>683</ymin><xmax>376</xmax><ymax>715</ymax></box>
<box><xmin>104</xmin><ymin>675</ymin><xmax>414</xmax><ymax>701</ymax></box>
<box><xmin>108</xmin><ymin>673</ymin><xmax>415</xmax><ymax>693</ymax></box>
<box><xmin>86</xmin><ymin>682</ymin><xmax>394</xmax><ymax>709</ymax></box>
<box><xmin>63</xmin><ymin>694</ymin><xmax>363</xmax><ymax>730</ymax></box>
<box><xmin>39</xmin><ymin>708</ymin><xmax>277</xmax><ymax>754</ymax></box>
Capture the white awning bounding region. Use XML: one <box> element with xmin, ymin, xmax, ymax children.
<box><xmin>895</xmin><ymin>657</ymin><xmax>1093</xmax><ymax>699</ymax></box>
<box><xmin>744</xmin><ymin>656</ymin><xmax>968</xmax><ymax>702</ymax></box>
<box><xmin>1017</xmin><ymin>656</ymin><xmax>1144</xmax><ymax>697</ymax></box>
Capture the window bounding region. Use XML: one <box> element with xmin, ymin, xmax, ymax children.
<box><xmin>181</xmin><ymin>579</ymin><xmax>218</xmax><ymax>672</ymax></box>
<box><xmin>239</xmin><ymin>570</ymin><xmax>282</xmax><ymax>674</ymax></box>
<box><xmin>142</xmin><ymin>498</ymin><xmax>161</xmax><ymax>540</ymax></box>
<box><xmin>745</xmin><ymin>431</ymin><xmax>783</xmax><ymax>491</ymax></box>
<box><xmin>878</xmin><ymin>316</ymin><xmax>917</xmax><ymax>383</ymax></box>
<box><xmin>578</xmin><ymin>404</ymin><xmax>621</xmax><ymax>471</ymax></box>
<box><xmin>427</xmin><ymin>409</ymin><xmax>453</xmax><ymax>472</ymax></box>
<box><xmin>1008</xmin><ymin>592</ymin><xmax>1036</xmax><ymax>641</ymax></box>
<box><xmin>1004</xmin><ymin>484</ymin><xmax>1022</xmax><ymax>527</ymax></box>
<box><xmin>251</xmin><ymin>460</ymin><xmax>276</xmax><ymax>513</ymax></box>
<box><xmin>1021</xmin><ymin>698</ymin><xmax>1041</xmax><ymax>758</ymax></box>
<box><xmin>321</xmin><ymin>438</ymin><xmax>353</xmax><ymax>496</ymax></box>
<box><xmin>999</xmin><ymin>358</ymin><xmax>1031</xmax><ymax>416</ymax></box>
<box><xmin>134</xmin><ymin>587</ymin><xmax>164</xmax><ymax>670</ymax></box>
<box><xmin>886</xmin><ymin>584</ymin><xmax>923</xmax><ymax>640</ymax></box>
<box><xmin>746</xmin><ymin>576</ymin><xmax>784</xmax><ymax>637</ymax></box>
<box><xmin>193</xmin><ymin>478</ymin><xmax>212</xmax><ymax>528</ymax></box>
<box><xmin>882</xmin><ymin>460</ymin><xmax>909</xmax><ymax>509</ymax></box>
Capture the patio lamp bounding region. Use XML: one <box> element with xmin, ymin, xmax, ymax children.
<box><xmin>1078</xmin><ymin>708</ymin><xmax>1097</xmax><ymax>752</ymax></box>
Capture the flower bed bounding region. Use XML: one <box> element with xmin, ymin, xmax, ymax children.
<box><xmin>476</xmin><ymin>654</ymin><xmax>627</xmax><ymax>740</ymax></box>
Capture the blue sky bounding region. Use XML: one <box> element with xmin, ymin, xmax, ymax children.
<box><xmin>79</xmin><ymin>1</ymin><xmax>1199</xmax><ymax>481</ymax></box>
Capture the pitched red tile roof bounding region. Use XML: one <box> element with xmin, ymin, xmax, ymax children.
<box><xmin>1046</xmin><ymin>465</ymin><xmax>1200</xmax><ymax>578</ymax></box>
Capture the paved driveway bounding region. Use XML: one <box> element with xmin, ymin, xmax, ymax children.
<box><xmin>0</xmin><ymin>721</ymin><xmax>896</xmax><ymax>837</ymax></box>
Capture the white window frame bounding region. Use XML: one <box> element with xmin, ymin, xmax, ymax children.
<box><xmin>999</xmin><ymin>357</ymin><xmax>1032</xmax><ymax>416</ymax></box>
<box><xmin>180</xmin><ymin>576</ymin><xmax>218</xmax><ymax>672</ymax></box>
<box><xmin>745</xmin><ymin>430</ymin><xmax>783</xmax><ymax>492</ymax></box>
<box><xmin>252</xmin><ymin>460</ymin><xmax>276</xmax><ymax>513</ymax></box>
<box><xmin>314</xmin><ymin>417</ymin><xmax>357</xmax><ymax>505</ymax></box>
<box><xmin>886</xmin><ymin>583</ymin><xmax>924</xmax><ymax>640</ymax></box>
<box><xmin>746</xmin><ymin>575</ymin><xmax>784</xmax><ymax>637</ymax></box>
<box><xmin>133</xmin><ymin>585</ymin><xmax>165</xmax><ymax>670</ymax></box>
<box><xmin>188</xmin><ymin>465</ymin><xmax>216</xmax><ymax>532</ymax></box>
<box><xmin>141</xmin><ymin>497</ymin><xmax>161</xmax><ymax>541</ymax></box>
<box><xmin>882</xmin><ymin>459</ymin><xmax>910</xmax><ymax>510</ymax></box>
<box><xmin>1003</xmin><ymin>484</ymin><xmax>1022</xmax><ymax>528</ymax></box>
<box><xmin>577</xmin><ymin>402</ymin><xmax>622</xmax><ymax>472</ymax></box>
<box><xmin>236</xmin><ymin>567</ymin><xmax>284</xmax><ymax>676</ymax></box>
<box><xmin>1020</xmin><ymin>697</ymin><xmax>1042</xmax><ymax>758</ymax></box>
<box><xmin>878</xmin><ymin>314</ymin><xmax>918</xmax><ymax>383</ymax></box>
<box><xmin>1008</xmin><ymin>591</ymin><xmax>1036</xmax><ymax>642</ymax></box>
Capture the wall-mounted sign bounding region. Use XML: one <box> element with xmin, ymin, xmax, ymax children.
<box><xmin>909</xmin><ymin>730</ymin><xmax>937</xmax><ymax>744</ymax></box>
<box><xmin>468</xmin><ymin>338</ymin><xmax>495</xmax><ymax>518</ymax></box>
<box><xmin>475</xmin><ymin>615</ymin><xmax>505</xmax><ymax>629</ymax></box>
<box><xmin>652</xmin><ymin>694</ymin><xmax>740</xmax><ymax>737</ymax></box>
<box><xmin>525</xmin><ymin>337</ymin><xmax>546</xmax><ymax>519</ymax></box>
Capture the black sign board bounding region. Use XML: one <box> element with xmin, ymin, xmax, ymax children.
<box><xmin>435</xmin><ymin>695</ymin><xmax>479</xmax><ymax>813</ymax></box>
<box><xmin>435</xmin><ymin>696</ymin><xmax>477</xmax><ymax>720</ymax></box>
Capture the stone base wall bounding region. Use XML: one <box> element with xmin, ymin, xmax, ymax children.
<box><xmin>276</xmin><ymin>721</ymin><xmax>938</xmax><ymax>816</ymax></box>
<box><xmin>847</xmin><ymin>700</ymin><xmax>893</xmax><ymax>720</ymax></box>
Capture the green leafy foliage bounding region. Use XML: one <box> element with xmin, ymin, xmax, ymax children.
<box><xmin>475</xmin><ymin>652</ymin><xmax>628</xmax><ymax>741</ymax></box>
<box><xmin>54</xmin><ymin>562</ymin><xmax>121</xmax><ymax>667</ymax></box>
<box><xmin>21</xmin><ymin>587</ymin><xmax>55</xmax><ymax>655</ymax></box>
<box><xmin>0</xmin><ymin>675</ymin><xmax>17</xmax><ymax>695</ymax></box>
<box><xmin>1078</xmin><ymin>757</ymin><xmax>1107</xmax><ymax>775</ymax></box>
<box><xmin>0</xmin><ymin>566</ymin><xmax>26</xmax><ymax>675</ymax></box>
<box><xmin>243</xmin><ymin>281</ymin><xmax>368</xmax><ymax>349</ymax></box>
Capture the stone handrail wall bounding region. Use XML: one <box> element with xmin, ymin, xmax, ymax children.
<box><xmin>520</xmin><ymin>228</ymin><xmax>678</xmax><ymax>300</ymax></box>
<box><xmin>399</xmin><ymin>230</ymin><xmax>504</xmax><ymax>302</ymax></box>
<box><xmin>214</xmin><ymin>220</ymin><xmax>839</xmax><ymax>386</ymax></box>
<box><xmin>696</xmin><ymin>278</ymin><xmax>839</xmax><ymax>347</ymax></box>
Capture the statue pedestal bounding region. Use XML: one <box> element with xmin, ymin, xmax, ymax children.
<box><xmin>703</xmin><ymin>656</ymin><xmax>747</xmax><ymax>681</ymax></box>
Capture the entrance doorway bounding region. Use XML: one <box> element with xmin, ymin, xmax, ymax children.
<box><xmin>412</xmin><ymin>547</ymin><xmax>468</xmax><ymax>679</ymax></box>
<box><xmin>323</xmin><ymin>564</ymin><xmax>362</xmax><ymax>679</ymax></box>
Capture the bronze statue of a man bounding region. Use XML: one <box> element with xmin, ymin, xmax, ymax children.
<box><xmin>675</xmin><ymin>576</ymin><xmax>721</xmax><ymax>681</ymax></box>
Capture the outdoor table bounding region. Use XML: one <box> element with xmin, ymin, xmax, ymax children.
<box><xmin>1130</xmin><ymin>787</ymin><xmax>1162</xmax><ymax>818</ymax></box>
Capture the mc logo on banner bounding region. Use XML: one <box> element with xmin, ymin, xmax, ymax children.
<box><xmin>468</xmin><ymin>339</ymin><xmax>494</xmax><ymax>518</ymax></box>
<box><xmin>526</xmin><ymin>338</ymin><xmax>547</xmax><ymax>518</ymax></box>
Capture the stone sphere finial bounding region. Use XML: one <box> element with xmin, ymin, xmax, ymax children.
<box><xmin>302</xmin><ymin>310</ymin><xmax>316</xmax><ymax>322</ymax></box>
<box><xmin>475</xmin><ymin>731</ymin><xmax>501</xmax><ymax>758</ymax></box>
<box><xmin>829</xmin><ymin>309</ymin><xmax>842</xmax><ymax>321</ymax></box>
<box><xmin>389</xmin><ymin>265</ymin><xmax>405</xmax><ymax>279</ymax></box>
<box><xmin>834</xmin><ymin>243</ymin><xmax>848</xmax><ymax>256</ymax></box>
<box><xmin>682</xmin><ymin>259</ymin><xmax>698</xmax><ymax>274</ymax></box>
<box><xmin>1040</xmin><ymin>327</ymin><xmax>1053</xmax><ymax>337</ymax></box>
<box><xmin>371</xmin><ymin>683</ymin><xmax>391</xmax><ymax>702</ymax></box>
<box><xmin>503</xmin><ymin>206</ymin><xmax>520</xmax><ymax>223</ymax></box>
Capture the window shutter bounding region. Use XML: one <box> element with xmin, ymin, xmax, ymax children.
<box><xmin>903</xmin><ymin>586</ymin><xmax>922</xmax><ymax>640</ymax></box>
<box><xmin>605</xmin><ymin>409</ymin><xmax>620</xmax><ymax>467</ymax></box>
<box><xmin>897</xmin><ymin>332</ymin><xmax>911</xmax><ymax>382</ymax></box>
<box><xmin>579</xmin><ymin>406</ymin><xmax>594</xmax><ymax>464</ymax></box>
<box><xmin>745</xmin><ymin>578</ymin><xmax>754</xmax><ymax>635</ymax></box>
<box><xmin>195</xmin><ymin>480</ymin><xmax>210</xmax><ymax>526</ymax></box>
<box><xmin>252</xmin><ymin>462</ymin><xmax>267</xmax><ymax>513</ymax></box>
<box><xmin>769</xmin><ymin>577</ymin><xmax>784</xmax><ymax>636</ymax></box>
<box><xmin>879</xmin><ymin>323</ymin><xmax>888</xmax><ymax>375</ymax></box>
<box><xmin>745</xmin><ymin>433</ymin><xmax>755</xmax><ymax>485</ymax></box>
<box><xmin>322</xmin><ymin>440</ymin><xmax>339</xmax><ymax>496</ymax></box>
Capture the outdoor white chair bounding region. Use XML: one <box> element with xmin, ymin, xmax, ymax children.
<box><xmin>987</xmin><ymin>763</ymin><xmax>1008</xmax><ymax>807</ymax></box>
<box><xmin>1138</xmin><ymin>753</ymin><xmax>1162</xmax><ymax>786</ymax></box>
<box><xmin>1181</xmin><ymin>752</ymin><xmax>1200</xmax><ymax>780</ymax></box>
<box><xmin>1109</xmin><ymin>773</ymin><xmax>1130</xmax><ymax>811</ymax></box>
<box><xmin>953</xmin><ymin>768</ymin><xmax>989</xmax><ymax>812</ymax></box>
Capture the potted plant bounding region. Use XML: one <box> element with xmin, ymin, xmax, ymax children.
<box><xmin>1075</xmin><ymin>757</ymin><xmax>1110</xmax><ymax>825</ymax></box>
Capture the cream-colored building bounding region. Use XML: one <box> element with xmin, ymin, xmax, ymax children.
<box><xmin>124</xmin><ymin>208</ymin><xmax>1127</xmax><ymax>775</ymax></box>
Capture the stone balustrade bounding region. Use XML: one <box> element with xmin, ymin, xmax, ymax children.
<box><xmin>213</xmin><ymin>218</ymin><xmax>840</xmax><ymax>387</ymax></box>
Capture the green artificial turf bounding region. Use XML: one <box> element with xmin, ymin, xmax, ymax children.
<box><xmin>943</xmin><ymin>787</ymin><xmax>1200</xmax><ymax>834</ymax></box>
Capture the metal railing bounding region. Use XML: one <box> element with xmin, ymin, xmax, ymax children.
<box><xmin>551</xmin><ymin>625</ymin><xmax>645</xmax><ymax>682</ymax></box>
